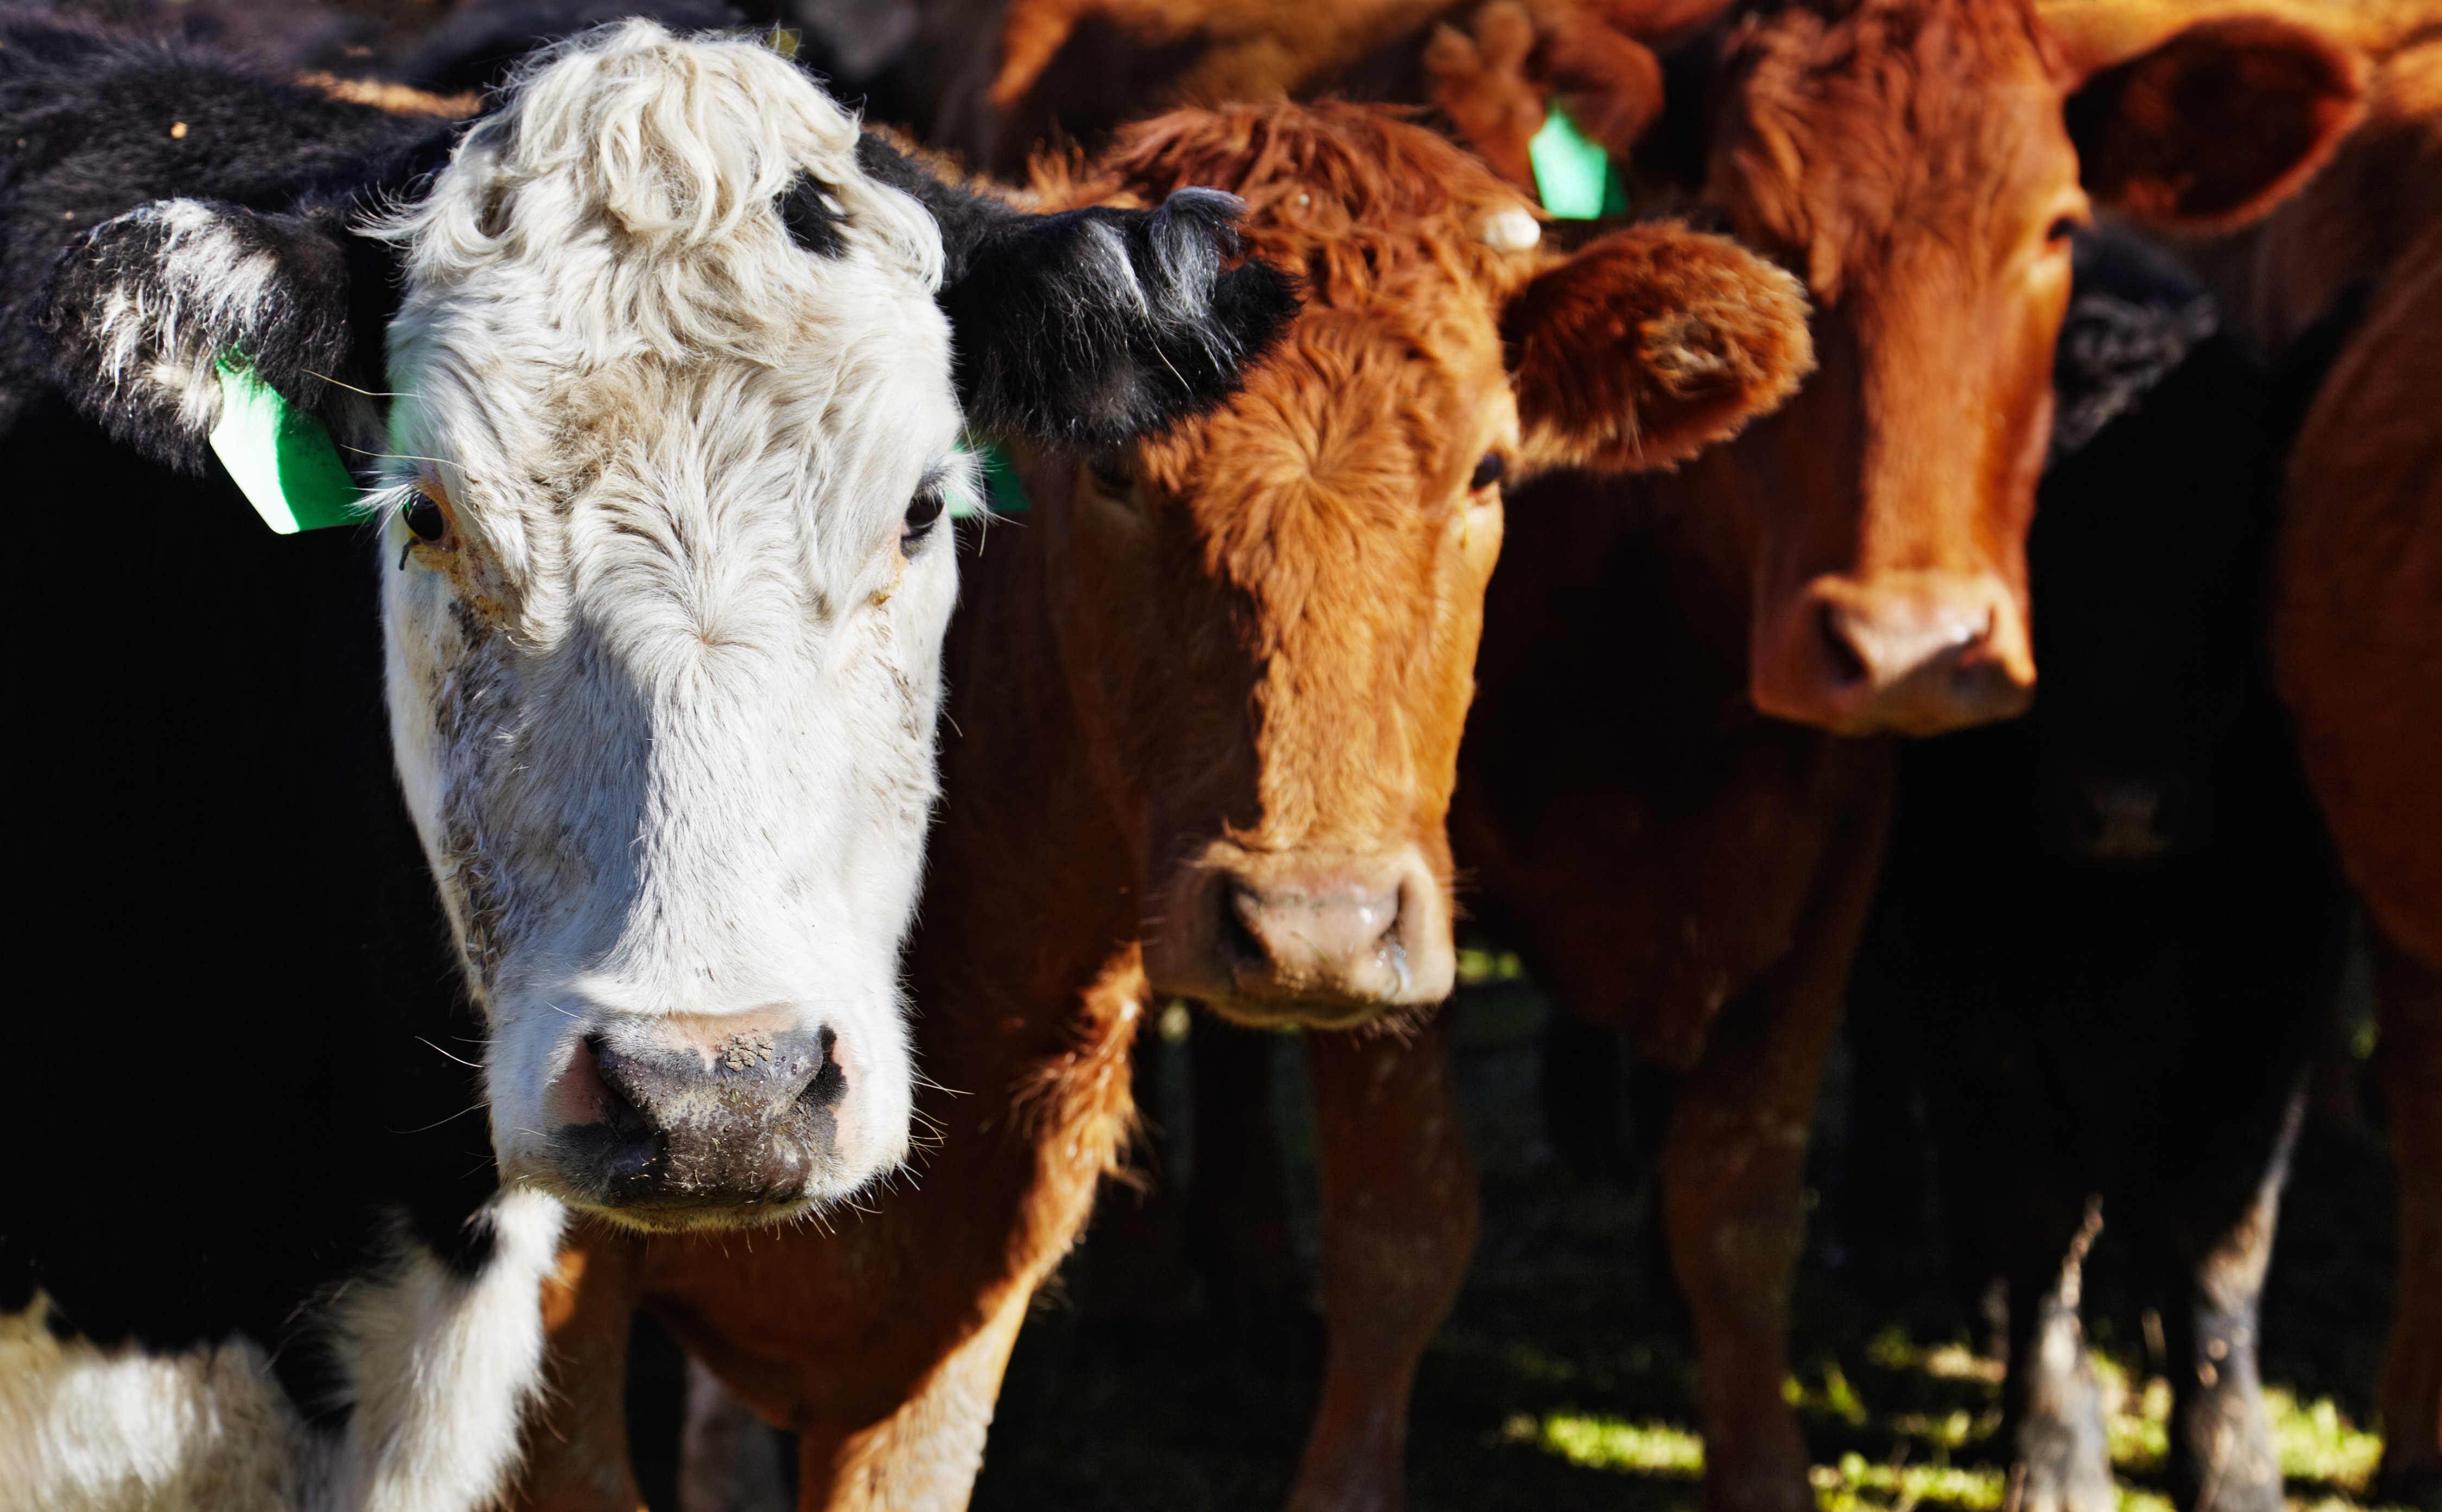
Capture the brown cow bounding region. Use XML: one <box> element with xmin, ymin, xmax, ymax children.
<box><xmin>2257</xmin><ymin>34</ymin><xmax>2442</xmax><ymax>1507</ymax></box>
<box><xmin>927</xmin><ymin>5</ymin><xmax>2368</xmax><ymax>1512</ymax></box>
<box><xmin>507</xmin><ymin>102</ymin><xmax>1814</xmax><ymax>1512</ymax></box>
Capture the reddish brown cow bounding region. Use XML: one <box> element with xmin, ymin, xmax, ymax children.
<box><xmin>507</xmin><ymin>103</ymin><xmax>1813</xmax><ymax>1512</ymax></box>
<box><xmin>2257</xmin><ymin>36</ymin><xmax>2442</xmax><ymax>1506</ymax></box>
<box><xmin>927</xmin><ymin>5</ymin><xmax>2366</xmax><ymax>1512</ymax></box>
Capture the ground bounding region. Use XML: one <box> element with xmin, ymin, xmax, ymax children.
<box><xmin>959</xmin><ymin>958</ymin><xmax>2401</xmax><ymax>1512</ymax></box>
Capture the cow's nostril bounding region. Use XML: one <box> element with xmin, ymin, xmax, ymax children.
<box><xmin>1815</xmin><ymin>603</ymin><xmax>1868</xmax><ymax>688</ymax></box>
<box><xmin>798</xmin><ymin>1026</ymin><xmax>847</xmax><ymax>1112</ymax></box>
<box><xmin>1219</xmin><ymin>884</ymin><xmax>1265</xmax><ymax>967</ymax></box>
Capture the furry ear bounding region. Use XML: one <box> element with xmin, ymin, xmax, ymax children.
<box><xmin>856</xmin><ymin>133</ymin><xmax>1298</xmax><ymax>447</ymax></box>
<box><xmin>2063</xmin><ymin>14</ymin><xmax>2366</xmax><ymax>232</ymax></box>
<box><xmin>1505</xmin><ymin>222</ymin><xmax>1812</xmax><ymax>472</ymax></box>
<box><xmin>35</xmin><ymin>199</ymin><xmax>359</xmax><ymax>473</ymax></box>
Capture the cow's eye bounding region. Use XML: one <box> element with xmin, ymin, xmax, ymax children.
<box><xmin>403</xmin><ymin>492</ymin><xmax>448</xmax><ymax>543</ymax></box>
<box><xmin>902</xmin><ymin>488</ymin><xmax>945</xmax><ymax>543</ymax></box>
<box><xmin>2046</xmin><ymin>214</ymin><xmax>2083</xmax><ymax>245</ymax></box>
<box><xmin>1089</xmin><ymin>453</ymin><xmax>1133</xmax><ymax>495</ymax></box>
<box><xmin>1469</xmin><ymin>453</ymin><xmax>1505</xmax><ymax>492</ymax></box>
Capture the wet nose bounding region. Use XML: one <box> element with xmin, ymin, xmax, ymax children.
<box><xmin>1213</xmin><ymin>853</ymin><xmax>1452</xmax><ymax>1019</ymax></box>
<box><xmin>550</xmin><ymin>1020</ymin><xmax>848</xmax><ymax>1222</ymax></box>
<box><xmin>1771</xmin><ymin>571</ymin><xmax>2034</xmax><ymax>735</ymax></box>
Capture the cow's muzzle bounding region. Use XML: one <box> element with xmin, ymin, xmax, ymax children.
<box><xmin>545</xmin><ymin>1016</ymin><xmax>850</xmax><ymax>1226</ymax></box>
<box><xmin>1147</xmin><ymin>845</ymin><xmax>1455</xmax><ymax>1028</ymax></box>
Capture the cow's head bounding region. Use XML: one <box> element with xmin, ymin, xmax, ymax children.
<box><xmin>1658</xmin><ymin>0</ymin><xmax>2363</xmax><ymax>734</ymax></box>
<box><xmin>36</xmin><ymin>23</ymin><xmax>1290</xmax><ymax>1227</ymax></box>
<box><xmin>1010</xmin><ymin>102</ymin><xmax>1811</xmax><ymax>1026</ymax></box>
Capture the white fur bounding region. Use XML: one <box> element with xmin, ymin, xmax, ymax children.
<box><xmin>85</xmin><ymin>199</ymin><xmax>281</xmax><ymax>433</ymax></box>
<box><xmin>0</xmin><ymin>1192</ymin><xmax>565</xmax><ymax>1512</ymax></box>
<box><xmin>372</xmin><ymin>23</ymin><xmax>960</xmax><ymax>1217</ymax></box>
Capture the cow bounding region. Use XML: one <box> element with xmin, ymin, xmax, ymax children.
<box><xmin>0</xmin><ymin>20</ymin><xmax>1289</xmax><ymax>1509</ymax></box>
<box><xmin>1836</xmin><ymin>226</ymin><xmax>2352</xmax><ymax>1512</ymax></box>
<box><xmin>2256</xmin><ymin>29</ymin><xmax>2442</xmax><ymax>1508</ymax></box>
<box><xmin>908</xmin><ymin>5</ymin><xmax>2372</xmax><ymax>1511</ymax></box>
<box><xmin>500</xmin><ymin>99</ymin><xmax>1816</xmax><ymax>1512</ymax></box>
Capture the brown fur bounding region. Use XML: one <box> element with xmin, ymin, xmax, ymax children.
<box><xmin>890</xmin><ymin>6</ymin><xmax>2368</xmax><ymax>1511</ymax></box>
<box><xmin>2261</xmin><ymin>37</ymin><xmax>2442</xmax><ymax>1504</ymax></box>
<box><xmin>508</xmin><ymin>101</ymin><xmax>1811</xmax><ymax>1512</ymax></box>
<box><xmin>294</xmin><ymin>70</ymin><xmax>481</xmax><ymax>117</ymax></box>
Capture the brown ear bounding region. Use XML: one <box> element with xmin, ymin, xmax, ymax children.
<box><xmin>2063</xmin><ymin>14</ymin><xmax>2367</xmax><ymax>231</ymax></box>
<box><xmin>1505</xmin><ymin>224</ymin><xmax>1813</xmax><ymax>472</ymax></box>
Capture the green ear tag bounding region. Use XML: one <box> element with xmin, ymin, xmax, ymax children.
<box><xmin>1529</xmin><ymin>105</ymin><xmax>1632</xmax><ymax>221</ymax></box>
<box><xmin>951</xmin><ymin>436</ymin><xmax>1031</xmax><ymax>518</ymax></box>
<box><xmin>208</xmin><ymin>359</ymin><xmax>363</xmax><ymax>534</ymax></box>
<box><xmin>981</xmin><ymin>441</ymin><xmax>1029</xmax><ymax>515</ymax></box>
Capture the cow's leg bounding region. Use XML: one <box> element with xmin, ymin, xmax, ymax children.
<box><xmin>2376</xmin><ymin>934</ymin><xmax>2442</xmax><ymax>1508</ymax></box>
<box><xmin>1284</xmin><ymin>1011</ymin><xmax>1478</xmax><ymax>1512</ymax></box>
<box><xmin>1999</xmin><ymin>1203</ymin><xmax>2115</xmax><ymax>1512</ymax></box>
<box><xmin>794</xmin><ymin>1280</ymin><xmax>1038</xmax><ymax>1512</ymax></box>
<box><xmin>1664</xmin><ymin>784</ymin><xmax>1888</xmax><ymax>1512</ymax></box>
<box><xmin>1918</xmin><ymin>1009</ymin><xmax>2111</xmax><ymax>1512</ymax></box>
<box><xmin>511</xmin><ymin>1222</ymin><xmax>652</xmax><ymax>1512</ymax></box>
<box><xmin>2146</xmin><ymin>1092</ymin><xmax>2300</xmax><ymax>1512</ymax></box>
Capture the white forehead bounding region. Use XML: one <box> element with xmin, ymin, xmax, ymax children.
<box><xmin>375</xmin><ymin>22</ymin><xmax>960</xmax><ymax>591</ymax></box>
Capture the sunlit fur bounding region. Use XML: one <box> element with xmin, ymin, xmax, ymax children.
<box><xmin>373</xmin><ymin>22</ymin><xmax>962</xmax><ymax>1226</ymax></box>
<box><xmin>501</xmin><ymin>103</ymin><xmax>1812</xmax><ymax>1512</ymax></box>
<box><xmin>1021</xmin><ymin>101</ymin><xmax>1809</xmax><ymax>1024</ymax></box>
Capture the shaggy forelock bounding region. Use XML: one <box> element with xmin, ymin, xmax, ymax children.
<box><xmin>1716</xmin><ymin>0</ymin><xmax>2069</xmax><ymax>300</ymax></box>
<box><xmin>377</xmin><ymin>19</ymin><xmax>958</xmax><ymax>592</ymax></box>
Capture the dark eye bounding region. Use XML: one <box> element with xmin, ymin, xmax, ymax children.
<box><xmin>403</xmin><ymin>492</ymin><xmax>447</xmax><ymax>542</ymax></box>
<box><xmin>1089</xmin><ymin>453</ymin><xmax>1134</xmax><ymax>494</ymax></box>
<box><xmin>902</xmin><ymin>489</ymin><xmax>945</xmax><ymax>542</ymax></box>
<box><xmin>2046</xmin><ymin>214</ymin><xmax>2082</xmax><ymax>245</ymax></box>
<box><xmin>1469</xmin><ymin>453</ymin><xmax>1504</xmax><ymax>492</ymax></box>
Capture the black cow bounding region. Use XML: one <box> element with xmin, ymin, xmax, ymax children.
<box><xmin>0</xmin><ymin>20</ymin><xmax>1288</xmax><ymax>1510</ymax></box>
<box><xmin>1839</xmin><ymin>227</ymin><xmax>2353</xmax><ymax>1512</ymax></box>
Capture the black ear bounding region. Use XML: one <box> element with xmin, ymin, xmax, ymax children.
<box><xmin>855</xmin><ymin>133</ymin><xmax>1297</xmax><ymax>448</ymax></box>
<box><xmin>34</xmin><ymin>199</ymin><xmax>361</xmax><ymax>474</ymax></box>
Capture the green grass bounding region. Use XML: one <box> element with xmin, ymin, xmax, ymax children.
<box><xmin>971</xmin><ymin>974</ymin><xmax>2398</xmax><ymax>1512</ymax></box>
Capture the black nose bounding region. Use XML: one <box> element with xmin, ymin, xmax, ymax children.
<box><xmin>555</xmin><ymin>1025</ymin><xmax>847</xmax><ymax>1218</ymax></box>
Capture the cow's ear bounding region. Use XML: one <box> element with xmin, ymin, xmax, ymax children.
<box><xmin>856</xmin><ymin>133</ymin><xmax>1299</xmax><ymax>448</ymax></box>
<box><xmin>2063</xmin><ymin>15</ymin><xmax>2366</xmax><ymax>231</ymax></box>
<box><xmin>35</xmin><ymin>199</ymin><xmax>361</xmax><ymax>473</ymax></box>
<box><xmin>1505</xmin><ymin>224</ymin><xmax>1811</xmax><ymax>473</ymax></box>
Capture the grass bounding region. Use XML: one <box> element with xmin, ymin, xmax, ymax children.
<box><xmin>966</xmin><ymin>968</ymin><xmax>2400</xmax><ymax>1512</ymax></box>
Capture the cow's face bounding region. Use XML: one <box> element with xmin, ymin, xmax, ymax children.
<box><xmin>376</xmin><ymin>31</ymin><xmax>965</xmax><ymax>1227</ymax></box>
<box><xmin>1020</xmin><ymin>104</ymin><xmax>1810</xmax><ymax>1028</ymax></box>
<box><xmin>36</xmin><ymin>23</ymin><xmax>1293</xmax><ymax>1229</ymax></box>
<box><xmin>1697</xmin><ymin>0</ymin><xmax>2363</xmax><ymax>736</ymax></box>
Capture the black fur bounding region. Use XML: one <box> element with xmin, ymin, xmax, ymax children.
<box><xmin>779</xmin><ymin>168</ymin><xmax>846</xmax><ymax>257</ymax></box>
<box><xmin>387</xmin><ymin>0</ymin><xmax>743</xmax><ymax>95</ymax></box>
<box><xmin>0</xmin><ymin>18</ymin><xmax>490</xmax><ymax>1440</ymax></box>
<box><xmin>0</xmin><ymin>21</ymin><xmax>451</xmax><ymax>441</ymax></box>
<box><xmin>855</xmin><ymin>131</ymin><xmax>1299</xmax><ymax>448</ymax></box>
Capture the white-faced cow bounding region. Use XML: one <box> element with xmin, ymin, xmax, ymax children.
<box><xmin>0</xmin><ymin>18</ymin><xmax>1288</xmax><ymax>1512</ymax></box>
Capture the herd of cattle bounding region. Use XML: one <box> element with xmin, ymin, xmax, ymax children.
<box><xmin>3</xmin><ymin>0</ymin><xmax>2440</xmax><ymax>1509</ymax></box>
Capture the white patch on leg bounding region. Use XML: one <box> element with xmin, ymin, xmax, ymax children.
<box><xmin>328</xmin><ymin>1188</ymin><xmax>567</xmax><ymax>1512</ymax></box>
<box><xmin>0</xmin><ymin>1189</ymin><xmax>565</xmax><ymax>1512</ymax></box>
